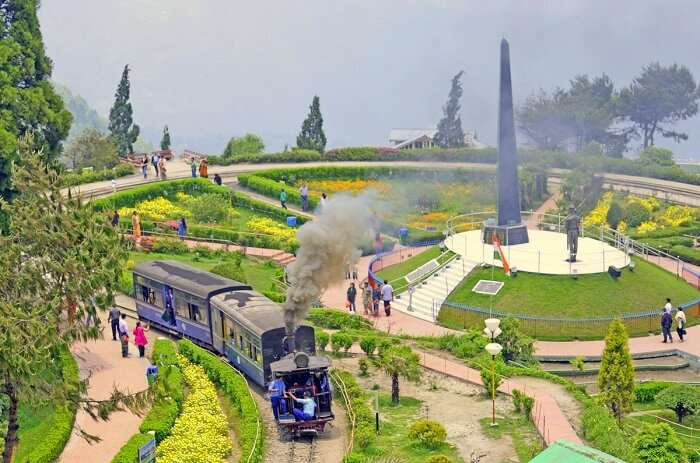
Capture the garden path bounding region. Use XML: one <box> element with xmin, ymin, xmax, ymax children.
<box><xmin>59</xmin><ymin>312</ymin><xmax>158</xmax><ymax>463</ymax></box>
<box><xmin>525</xmin><ymin>188</ymin><xmax>561</xmax><ymax>229</ymax></box>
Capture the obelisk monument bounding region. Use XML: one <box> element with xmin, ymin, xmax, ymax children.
<box><xmin>483</xmin><ymin>38</ymin><xmax>529</xmax><ymax>245</ymax></box>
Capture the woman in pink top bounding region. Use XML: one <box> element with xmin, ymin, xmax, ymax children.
<box><xmin>133</xmin><ymin>321</ymin><xmax>149</xmax><ymax>358</ymax></box>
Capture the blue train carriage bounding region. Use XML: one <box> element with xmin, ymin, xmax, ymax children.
<box><xmin>209</xmin><ymin>289</ymin><xmax>317</xmax><ymax>387</ymax></box>
<box><xmin>132</xmin><ymin>260</ymin><xmax>250</xmax><ymax>346</ymax></box>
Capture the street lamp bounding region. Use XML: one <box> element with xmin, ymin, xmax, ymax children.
<box><xmin>484</xmin><ymin>318</ymin><xmax>503</xmax><ymax>426</ymax></box>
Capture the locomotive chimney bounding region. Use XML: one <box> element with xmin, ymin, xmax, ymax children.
<box><xmin>286</xmin><ymin>330</ymin><xmax>296</xmax><ymax>353</ymax></box>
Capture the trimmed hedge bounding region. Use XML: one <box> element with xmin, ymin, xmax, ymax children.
<box><xmin>232</xmin><ymin>192</ymin><xmax>308</xmax><ymax>225</ymax></box>
<box><xmin>177</xmin><ymin>340</ymin><xmax>263</xmax><ymax>463</ymax></box>
<box><xmin>207</xmin><ymin>149</ymin><xmax>322</xmax><ymax>165</ymax></box>
<box><xmin>634</xmin><ymin>381</ymin><xmax>672</xmax><ymax>403</ymax></box>
<box><xmin>14</xmin><ymin>350</ymin><xmax>80</xmax><ymax>463</ymax></box>
<box><xmin>331</xmin><ymin>370</ymin><xmax>376</xmax><ymax>457</ymax></box>
<box><xmin>61</xmin><ymin>164</ymin><xmax>134</xmax><ymax>187</ymax></box>
<box><xmin>670</xmin><ymin>245</ymin><xmax>700</xmax><ymax>266</ymax></box>
<box><xmin>110</xmin><ymin>433</ymin><xmax>154</xmax><ymax>463</ymax></box>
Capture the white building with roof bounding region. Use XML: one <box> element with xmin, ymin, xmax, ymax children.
<box><xmin>388</xmin><ymin>128</ymin><xmax>487</xmax><ymax>150</ymax></box>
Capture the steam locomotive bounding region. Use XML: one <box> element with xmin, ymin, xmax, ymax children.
<box><xmin>132</xmin><ymin>260</ymin><xmax>334</xmax><ymax>434</ymax></box>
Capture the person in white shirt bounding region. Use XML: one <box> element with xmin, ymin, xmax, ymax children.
<box><xmin>288</xmin><ymin>390</ymin><xmax>316</xmax><ymax>421</ymax></box>
<box><xmin>381</xmin><ymin>281</ymin><xmax>394</xmax><ymax>316</ymax></box>
<box><xmin>664</xmin><ymin>298</ymin><xmax>673</xmax><ymax>313</ymax></box>
<box><xmin>676</xmin><ymin>307</ymin><xmax>687</xmax><ymax>342</ymax></box>
<box><xmin>118</xmin><ymin>314</ymin><xmax>129</xmax><ymax>357</ymax></box>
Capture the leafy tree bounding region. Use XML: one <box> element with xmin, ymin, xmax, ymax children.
<box><xmin>499</xmin><ymin>317</ymin><xmax>535</xmax><ymax>364</ymax></box>
<box><xmin>607</xmin><ymin>201</ymin><xmax>625</xmax><ymax>230</ymax></box>
<box><xmin>598</xmin><ymin>320</ymin><xmax>635</xmax><ymax>422</ymax></box>
<box><xmin>435</xmin><ymin>71</ymin><xmax>465</xmax><ymax>148</ymax></box>
<box><xmin>376</xmin><ymin>345</ymin><xmax>422</xmax><ymax>404</ymax></box>
<box><xmin>160</xmin><ymin>125</ymin><xmax>171</xmax><ymax>151</ymax></box>
<box><xmin>0</xmin><ymin>141</ymin><xmax>145</xmax><ymax>463</ymax></box>
<box><xmin>359</xmin><ymin>336</ymin><xmax>377</xmax><ymax>356</ymax></box>
<box><xmin>63</xmin><ymin>128</ymin><xmax>119</xmax><ymax>170</ymax></box>
<box><xmin>223</xmin><ymin>133</ymin><xmax>265</xmax><ymax>158</ymax></box>
<box><xmin>0</xmin><ymin>0</ymin><xmax>72</xmax><ymax>205</ymax></box>
<box><xmin>633</xmin><ymin>423</ymin><xmax>687</xmax><ymax>463</ymax></box>
<box><xmin>108</xmin><ymin>65</ymin><xmax>140</xmax><ymax>156</ymax></box>
<box><xmin>656</xmin><ymin>385</ymin><xmax>700</xmax><ymax>424</ymax></box>
<box><xmin>639</xmin><ymin>146</ymin><xmax>676</xmax><ymax>167</ymax></box>
<box><xmin>625</xmin><ymin>201</ymin><xmax>652</xmax><ymax>227</ymax></box>
<box><xmin>619</xmin><ymin>62</ymin><xmax>700</xmax><ymax>148</ymax></box>
<box><xmin>517</xmin><ymin>89</ymin><xmax>573</xmax><ymax>150</ymax></box>
<box><xmin>296</xmin><ymin>96</ymin><xmax>326</xmax><ymax>153</ymax></box>
<box><xmin>566</xmin><ymin>74</ymin><xmax>621</xmax><ymax>154</ymax></box>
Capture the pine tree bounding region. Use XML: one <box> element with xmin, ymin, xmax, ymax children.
<box><xmin>598</xmin><ymin>319</ymin><xmax>635</xmax><ymax>422</ymax></box>
<box><xmin>296</xmin><ymin>95</ymin><xmax>327</xmax><ymax>153</ymax></box>
<box><xmin>0</xmin><ymin>0</ymin><xmax>72</xmax><ymax>207</ymax></box>
<box><xmin>160</xmin><ymin>125</ymin><xmax>171</xmax><ymax>151</ymax></box>
<box><xmin>435</xmin><ymin>71</ymin><xmax>466</xmax><ymax>148</ymax></box>
<box><xmin>108</xmin><ymin>65</ymin><xmax>140</xmax><ymax>156</ymax></box>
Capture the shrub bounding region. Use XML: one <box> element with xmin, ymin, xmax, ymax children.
<box><xmin>582</xmin><ymin>402</ymin><xmax>636</xmax><ymax>461</ymax></box>
<box><xmin>358</xmin><ymin>358</ymin><xmax>370</xmax><ymax>377</ymax></box>
<box><xmin>307</xmin><ymin>308</ymin><xmax>373</xmax><ymax>330</ymax></box>
<box><xmin>61</xmin><ymin>163</ymin><xmax>134</xmax><ymax>188</ymax></box>
<box><xmin>407</xmin><ymin>419</ymin><xmax>447</xmax><ymax>449</ymax></box>
<box><xmin>183</xmin><ymin>193</ymin><xmax>236</xmax><ymax>223</ymax></box>
<box><xmin>177</xmin><ymin>340</ymin><xmax>263</xmax><ymax>463</ymax></box>
<box><xmin>331</xmin><ymin>370</ymin><xmax>376</xmax><ymax>453</ymax></box>
<box><xmin>359</xmin><ymin>336</ymin><xmax>378</xmax><ymax>356</ymax></box>
<box><xmin>111</xmin><ymin>433</ymin><xmax>154</xmax><ymax>463</ymax></box>
<box><xmin>656</xmin><ymin>385</ymin><xmax>700</xmax><ymax>424</ymax></box>
<box><xmin>139</xmin><ymin>400</ymin><xmax>179</xmax><ymax>443</ymax></box>
<box><xmin>633</xmin><ymin>423</ymin><xmax>687</xmax><ymax>463</ymax></box>
<box><xmin>626</xmin><ymin>201</ymin><xmax>652</xmax><ymax>227</ymax></box>
<box><xmin>607</xmin><ymin>201</ymin><xmax>625</xmax><ymax>230</ymax></box>
<box><xmin>635</xmin><ymin>381</ymin><xmax>672</xmax><ymax>403</ymax></box>
<box><xmin>223</xmin><ymin>133</ymin><xmax>265</xmax><ymax>158</ymax></box>
<box><xmin>210</xmin><ymin>260</ymin><xmax>248</xmax><ymax>284</ymax></box>
<box><xmin>426</xmin><ymin>456</ymin><xmax>453</xmax><ymax>463</ymax></box>
<box><xmin>315</xmin><ymin>331</ymin><xmax>329</xmax><ymax>351</ymax></box>
<box><xmin>331</xmin><ymin>332</ymin><xmax>353</xmax><ymax>354</ymax></box>
<box><xmin>208</xmin><ymin>149</ymin><xmax>322</xmax><ymax>165</ymax></box>
<box><xmin>151</xmin><ymin>237</ymin><xmax>189</xmax><ymax>254</ymax></box>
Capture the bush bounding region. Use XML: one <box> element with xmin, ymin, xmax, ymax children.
<box><xmin>426</xmin><ymin>456</ymin><xmax>453</xmax><ymax>463</ymax></box>
<box><xmin>358</xmin><ymin>358</ymin><xmax>370</xmax><ymax>376</ymax></box>
<box><xmin>581</xmin><ymin>402</ymin><xmax>636</xmax><ymax>461</ymax></box>
<box><xmin>359</xmin><ymin>336</ymin><xmax>378</xmax><ymax>356</ymax></box>
<box><xmin>139</xmin><ymin>400</ymin><xmax>179</xmax><ymax>443</ymax></box>
<box><xmin>61</xmin><ymin>163</ymin><xmax>134</xmax><ymax>188</ymax></box>
<box><xmin>208</xmin><ymin>149</ymin><xmax>322</xmax><ymax>165</ymax></box>
<box><xmin>315</xmin><ymin>331</ymin><xmax>329</xmax><ymax>351</ymax></box>
<box><xmin>607</xmin><ymin>201</ymin><xmax>625</xmax><ymax>230</ymax></box>
<box><xmin>635</xmin><ymin>381</ymin><xmax>672</xmax><ymax>403</ymax></box>
<box><xmin>626</xmin><ymin>201</ymin><xmax>652</xmax><ymax>227</ymax></box>
<box><xmin>407</xmin><ymin>419</ymin><xmax>447</xmax><ymax>449</ymax></box>
<box><xmin>151</xmin><ymin>237</ymin><xmax>189</xmax><ymax>254</ymax></box>
<box><xmin>210</xmin><ymin>260</ymin><xmax>248</xmax><ymax>284</ymax></box>
<box><xmin>331</xmin><ymin>370</ymin><xmax>376</xmax><ymax>453</ymax></box>
<box><xmin>307</xmin><ymin>308</ymin><xmax>373</xmax><ymax>330</ymax></box>
<box><xmin>111</xmin><ymin>433</ymin><xmax>154</xmax><ymax>463</ymax></box>
<box><xmin>633</xmin><ymin>423</ymin><xmax>687</xmax><ymax>463</ymax></box>
<box><xmin>331</xmin><ymin>332</ymin><xmax>353</xmax><ymax>354</ymax></box>
<box><xmin>184</xmin><ymin>193</ymin><xmax>236</xmax><ymax>223</ymax></box>
<box><xmin>223</xmin><ymin>133</ymin><xmax>265</xmax><ymax>158</ymax></box>
<box><xmin>669</xmin><ymin>245</ymin><xmax>700</xmax><ymax>266</ymax></box>
<box><xmin>656</xmin><ymin>384</ymin><xmax>700</xmax><ymax>424</ymax></box>
<box><xmin>177</xmin><ymin>340</ymin><xmax>263</xmax><ymax>463</ymax></box>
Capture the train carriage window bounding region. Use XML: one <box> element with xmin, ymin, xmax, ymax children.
<box><xmin>247</xmin><ymin>341</ymin><xmax>253</xmax><ymax>359</ymax></box>
<box><xmin>135</xmin><ymin>277</ymin><xmax>163</xmax><ymax>307</ymax></box>
<box><xmin>224</xmin><ymin>317</ymin><xmax>236</xmax><ymax>342</ymax></box>
<box><xmin>239</xmin><ymin>335</ymin><xmax>245</xmax><ymax>352</ymax></box>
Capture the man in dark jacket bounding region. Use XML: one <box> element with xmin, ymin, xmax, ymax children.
<box><xmin>346</xmin><ymin>282</ymin><xmax>357</xmax><ymax>313</ymax></box>
<box><xmin>108</xmin><ymin>306</ymin><xmax>121</xmax><ymax>341</ymax></box>
<box><xmin>661</xmin><ymin>310</ymin><xmax>673</xmax><ymax>343</ymax></box>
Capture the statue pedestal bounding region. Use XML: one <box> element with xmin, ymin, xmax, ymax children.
<box><xmin>482</xmin><ymin>222</ymin><xmax>529</xmax><ymax>246</ymax></box>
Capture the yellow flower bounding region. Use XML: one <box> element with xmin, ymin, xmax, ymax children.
<box><xmin>131</xmin><ymin>197</ymin><xmax>192</xmax><ymax>222</ymax></box>
<box><xmin>305</xmin><ymin>179</ymin><xmax>391</xmax><ymax>195</ymax></box>
<box><xmin>661</xmin><ymin>205</ymin><xmax>693</xmax><ymax>227</ymax></box>
<box><xmin>637</xmin><ymin>221</ymin><xmax>659</xmax><ymax>235</ymax></box>
<box><xmin>583</xmin><ymin>192</ymin><xmax>614</xmax><ymax>227</ymax></box>
<box><xmin>246</xmin><ymin>217</ymin><xmax>297</xmax><ymax>244</ymax></box>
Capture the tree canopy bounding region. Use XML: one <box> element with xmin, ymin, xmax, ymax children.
<box><xmin>0</xmin><ymin>0</ymin><xmax>72</xmax><ymax>205</ymax></box>
<box><xmin>598</xmin><ymin>320</ymin><xmax>635</xmax><ymax>421</ymax></box>
<box><xmin>435</xmin><ymin>70</ymin><xmax>465</xmax><ymax>148</ymax></box>
<box><xmin>108</xmin><ymin>65</ymin><xmax>140</xmax><ymax>156</ymax></box>
<box><xmin>296</xmin><ymin>96</ymin><xmax>326</xmax><ymax>153</ymax></box>
<box><xmin>376</xmin><ymin>345</ymin><xmax>422</xmax><ymax>404</ymax></box>
<box><xmin>638</xmin><ymin>146</ymin><xmax>676</xmax><ymax>167</ymax></box>
<box><xmin>656</xmin><ymin>384</ymin><xmax>700</xmax><ymax>424</ymax></box>
<box><xmin>633</xmin><ymin>423</ymin><xmax>687</xmax><ymax>463</ymax></box>
<box><xmin>160</xmin><ymin>125</ymin><xmax>171</xmax><ymax>151</ymax></box>
<box><xmin>63</xmin><ymin>128</ymin><xmax>119</xmax><ymax>170</ymax></box>
<box><xmin>223</xmin><ymin>133</ymin><xmax>265</xmax><ymax>158</ymax></box>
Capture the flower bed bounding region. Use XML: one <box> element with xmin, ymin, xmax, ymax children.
<box><xmin>156</xmin><ymin>355</ymin><xmax>231</xmax><ymax>463</ymax></box>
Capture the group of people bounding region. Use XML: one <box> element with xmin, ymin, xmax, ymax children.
<box><xmin>267</xmin><ymin>372</ymin><xmax>332</xmax><ymax>422</ymax></box>
<box><xmin>139</xmin><ymin>153</ymin><xmax>168</xmax><ymax>180</ymax></box>
<box><xmin>347</xmin><ymin>280</ymin><xmax>393</xmax><ymax>317</ymax></box>
<box><xmin>661</xmin><ymin>298</ymin><xmax>687</xmax><ymax>343</ymax></box>
<box><xmin>278</xmin><ymin>185</ymin><xmax>328</xmax><ymax>212</ymax></box>
<box><xmin>107</xmin><ymin>306</ymin><xmax>150</xmax><ymax>358</ymax></box>
<box><xmin>189</xmin><ymin>157</ymin><xmax>210</xmax><ymax>179</ymax></box>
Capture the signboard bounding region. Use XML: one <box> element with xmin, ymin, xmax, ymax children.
<box><xmin>139</xmin><ymin>437</ymin><xmax>156</xmax><ymax>463</ymax></box>
<box><xmin>406</xmin><ymin>259</ymin><xmax>439</xmax><ymax>283</ymax></box>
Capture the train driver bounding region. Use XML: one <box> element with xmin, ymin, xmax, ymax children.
<box><xmin>287</xmin><ymin>390</ymin><xmax>316</xmax><ymax>421</ymax></box>
<box><xmin>268</xmin><ymin>374</ymin><xmax>287</xmax><ymax>420</ymax></box>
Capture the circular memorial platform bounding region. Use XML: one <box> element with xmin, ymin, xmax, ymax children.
<box><xmin>445</xmin><ymin>229</ymin><xmax>629</xmax><ymax>275</ymax></box>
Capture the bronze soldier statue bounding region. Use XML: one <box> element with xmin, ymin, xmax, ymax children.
<box><xmin>565</xmin><ymin>206</ymin><xmax>581</xmax><ymax>262</ymax></box>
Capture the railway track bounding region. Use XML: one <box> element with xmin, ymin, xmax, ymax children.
<box><xmin>288</xmin><ymin>436</ymin><xmax>317</xmax><ymax>463</ymax></box>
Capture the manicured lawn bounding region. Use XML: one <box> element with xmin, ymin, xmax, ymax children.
<box><xmin>354</xmin><ymin>394</ymin><xmax>464</xmax><ymax>463</ymax></box>
<box><xmin>446</xmin><ymin>257</ymin><xmax>698</xmax><ymax>318</ymax></box>
<box><xmin>377</xmin><ymin>246</ymin><xmax>454</xmax><ymax>285</ymax></box>
<box><xmin>122</xmin><ymin>251</ymin><xmax>283</xmax><ymax>295</ymax></box>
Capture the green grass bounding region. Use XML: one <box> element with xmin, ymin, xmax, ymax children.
<box><xmin>479</xmin><ymin>415</ymin><xmax>543</xmax><ymax>462</ymax></box>
<box><xmin>446</xmin><ymin>257</ymin><xmax>698</xmax><ymax>318</ymax></box>
<box><xmin>123</xmin><ymin>250</ymin><xmax>283</xmax><ymax>295</ymax></box>
<box><xmin>354</xmin><ymin>394</ymin><xmax>464</xmax><ymax>463</ymax></box>
<box><xmin>622</xmin><ymin>410</ymin><xmax>700</xmax><ymax>453</ymax></box>
<box><xmin>377</xmin><ymin>246</ymin><xmax>454</xmax><ymax>286</ymax></box>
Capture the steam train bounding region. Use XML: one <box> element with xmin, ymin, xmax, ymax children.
<box><xmin>132</xmin><ymin>260</ymin><xmax>334</xmax><ymax>434</ymax></box>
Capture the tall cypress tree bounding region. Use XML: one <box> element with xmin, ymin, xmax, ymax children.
<box><xmin>296</xmin><ymin>95</ymin><xmax>327</xmax><ymax>153</ymax></box>
<box><xmin>108</xmin><ymin>65</ymin><xmax>140</xmax><ymax>156</ymax></box>
<box><xmin>0</xmin><ymin>0</ymin><xmax>72</xmax><ymax>207</ymax></box>
<box><xmin>160</xmin><ymin>125</ymin><xmax>171</xmax><ymax>151</ymax></box>
<box><xmin>435</xmin><ymin>70</ymin><xmax>465</xmax><ymax>148</ymax></box>
<box><xmin>598</xmin><ymin>319</ymin><xmax>635</xmax><ymax>422</ymax></box>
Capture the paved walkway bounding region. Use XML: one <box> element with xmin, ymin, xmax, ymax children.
<box><xmin>59</xmin><ymin>313</ymin><xmax>158</xmax><ymax>463</ymax></box>
<box><xmin>525</xmin><ymin>189</ymin><xmax>561</xmax><ymax>229</ymax></box>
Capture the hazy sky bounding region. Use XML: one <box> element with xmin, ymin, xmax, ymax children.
<box><xmin>39</xmin><ymin>1</ymin><xmax>700</xmax><ymax>157</ymax></box>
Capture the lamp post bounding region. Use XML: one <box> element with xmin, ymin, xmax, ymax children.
<box><xmin>484</xmin><ymin>318</ymin><xmax>503</xmax><ymax>426</ymax></box>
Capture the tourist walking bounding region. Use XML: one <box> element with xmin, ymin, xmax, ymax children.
<box><xmin>279</xmin><ymin>189</ymin><xmax>288</xmax><ymax>209</ymax></box>
<box><xmin>661</xmin><ymin>309</ymin><xmax>673</xmax><ymax>343</ymax></box>
<box><xmin>381</xmin><ymin>280</ymin><xmax>394</xmax><ymax>316</ymax></box>
<box><xmin>361</xmin><ymin>281</ymin><xmax>372</xmax><ymax>315</ymax></box>
<box><xmin>214</xmin><ymin>173</ymin><xmax>222</xmax><ymax>186</ymax></box>
<box><xmin>319</xmin><ymin>192</ymin><xmax>328</xmax><ymax>211</ymax></box>
<box><xmin>131</xmin><ymin>211</ymin><xmax>142</xmax><ymax>241</ymax></box>
<box><xmin>190</xmin><ymin>158</ymin><xmax>199</xmax><ymax>178</ymax></box>
<box><xmin>152</xmin><ymin>153</ymin><xmax>160</xmax><ymax>177</ymax></box>
<box><xmin>108</xmin><ymin>305</ymin><xmax>121</xmax><ymax>341</ymax></box>
<box><xmin>372</xmin><ymin>284</ymin><xmax>381</xmax><ymax>317</ymax></box>
<box><xmin>346</xmin><ymin>282</ymin><xmax>357</xmax><ymax>313</ymax></box>
<box><xmin>352</xmin><ymin>265</ymin><xmax>359</xmax><ymax>281</ymax></box>
<box><xmin>665</xmin><ymin>298</ymin><xmax>673</xmax><ymax>313</ymax></box>
<box><xmin>133</xmin><ymin>321</ymin><xmax>149</xmax><ymax>358</ymax></box>
<box><xmin>111</xmin><ymin>210</ymin><xmax>119</xmax><ymax>228</ymax></box>
<box><xmin>141</xmin><ymin>155</ymin><xmax>149</xmax><ymax>179</ymax></box>
<box><xmin>119</xmin><ymin>314</ymin><xmax>129</xmax><ymax>357</ymax></box>
<box><xmin>178</xmin><ymin>217</ymin><xmax>187</xmax><ymax>240</ymax></box>
<box><xmin>676</xmin><ymin>306</ymin><xmax>687</xmax><ymax>342</ymax></box>
<box><xmin>159</xmin><ymin>157</ymin><xmax>167</xmax><ymax>180</ymax></box>
<box><xmin>198</xmin><ymin>158</ymin><xmax>208</xmax><ymax>178</ymax></box>
<box><xmin>299</xmin><ymin>183</ymin><xmax>309</xmax><ymax>211</ymax></box>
